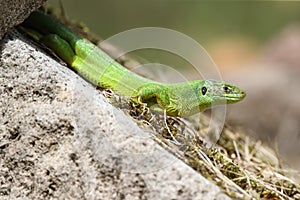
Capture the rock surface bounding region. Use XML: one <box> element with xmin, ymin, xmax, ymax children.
<box><xmin>0</xmin><ymin>0</ymin><xmax>46</xmax><ymax>39</ymax></box>
<box><xmin>0</xmin><ymin>30</ymin><xmax>230</xmax><ymax>199</ymax></box>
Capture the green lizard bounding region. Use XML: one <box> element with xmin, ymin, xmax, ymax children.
<box><xmin>21</xmin><ymin>10</ymin><xmax>246</xmax><ymax>117</ymax></box>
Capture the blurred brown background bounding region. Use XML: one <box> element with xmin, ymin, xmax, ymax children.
<box><xmin>48</xmin><ymin>1</ymin><xmax>300</xmax><ymax>171</ymax></box>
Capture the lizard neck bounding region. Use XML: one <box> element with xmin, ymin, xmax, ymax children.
<box><xmin>166</xmin><ymin>80</ymin><xmax>208</xmax><ymax>116</ymax></box>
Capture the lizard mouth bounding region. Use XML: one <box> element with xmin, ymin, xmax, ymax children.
<box><xmin>222</xmin><ymin>92</ymin><xmax>246</xmax><ymax>102</ymax></box>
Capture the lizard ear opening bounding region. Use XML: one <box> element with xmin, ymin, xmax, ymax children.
<box><xmin>201</xmin><ymin>87</ymin><xmax>207</xmax><ymax>95</ymax></box>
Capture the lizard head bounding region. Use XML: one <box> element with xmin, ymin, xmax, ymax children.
<box><xmin>196</xmin><ymin>79</ymin><xmax>246</xmax><ymax>111</ymax></box>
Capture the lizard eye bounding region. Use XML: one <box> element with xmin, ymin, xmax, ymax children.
<box><xmin>223</xmin><ymin>86</ymin><xmax>231</xmax><ymax>93</ymax></box>
<box><xmin>201</xmin><ymin>87</ymin><xmax>207</xmax><ymax>95</ymax></box>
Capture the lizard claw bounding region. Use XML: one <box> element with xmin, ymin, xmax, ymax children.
<box><xmin>130</xmin><ymin>95</ymin><xmax>145</xmax><ymax>105</ymax></box>
<box><xmin>130</xmin><ymin>95</ymin><xmax>149</xmax><ymax>116</ymax></box>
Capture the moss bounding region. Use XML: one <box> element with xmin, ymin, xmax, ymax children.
<box><xmin>102</xmin><ymin>89</ymin><xmax>300</xmax><ymax>199</ymax></box>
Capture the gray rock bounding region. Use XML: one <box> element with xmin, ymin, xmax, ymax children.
<box><xmin>0</xmin><ymin>0</ymin><xmax>46</xmax><ymax>39</ymax></box>
<box><xmin>0</xmin><ymin>30</ymin><xmax>230</xmax><ymax>199</ymax></box>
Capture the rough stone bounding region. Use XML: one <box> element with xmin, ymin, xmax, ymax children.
<box><xmin>0</xmin><ymin>0</ymin><xmax>46</xmax><ymax>39</ymax></box>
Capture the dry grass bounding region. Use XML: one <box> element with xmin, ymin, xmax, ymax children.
<box><xmin>106</xmin><ymin>92</ymin><xmax>300</xmax><ymax>199</ymax></box>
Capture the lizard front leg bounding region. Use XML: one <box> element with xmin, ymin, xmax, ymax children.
<box><xmin>131</xmin><ymin>83</ymin><xmax>171</xmax><ymax>115</ymax></box>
